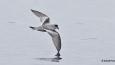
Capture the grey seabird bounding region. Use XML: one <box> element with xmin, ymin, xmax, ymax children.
<box><xmin>30</xmin><ymin>9</ymin><xmax>61</xmax><ymax>56</ymax></box>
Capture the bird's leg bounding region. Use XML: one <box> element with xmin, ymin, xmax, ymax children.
<box><xmin>55</xmin><ymin>51</ymin><xmax>62</xmax><ymax>60</ymax></box>
<box><xmin>55</xmin><ymin>51</ymin><xmax>60</xmax><ymax>56</ymax></box>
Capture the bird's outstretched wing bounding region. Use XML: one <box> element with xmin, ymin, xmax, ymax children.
<box><xmin>31</xmin><ymin>9</ymin><xmax>50</xmax><ymax>25</ymax></box>
<box><xmin>46</xmin><ymin>30</ymin><xmax>61</xmax><ymax>51</ymax></box>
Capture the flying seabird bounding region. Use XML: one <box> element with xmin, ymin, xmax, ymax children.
<box><xmin>30</xmin><ymin>9</ymin><xmax>61</xmax><ymax>56</ymax></box>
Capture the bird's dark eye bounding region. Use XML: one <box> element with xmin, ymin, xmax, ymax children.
<box><xmin>55</xmin><ymin>25</ymin><xmax>58</xmax><ymax>27</ymax></box>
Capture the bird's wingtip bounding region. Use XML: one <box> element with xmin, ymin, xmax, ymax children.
<box><xmin>30</xmin><ymin>9</ymin><xmax>34</xmax><ymax>11</ymax></box>
<box><xmin>29</xmin><ymin>26</ymin><xmax>32</xmax><ymax>28</ymax></box>
<box><xmin>29</xmin><ymin>26</ymin><xmax>35</xmax><ymax>30</ymax></box>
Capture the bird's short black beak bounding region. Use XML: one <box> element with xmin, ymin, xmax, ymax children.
<box><xmin>57</xmin><ymin>27</ymin><xmax>59</xmax><ymax>30</ymax></box>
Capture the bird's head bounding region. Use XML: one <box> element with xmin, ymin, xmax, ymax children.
<box><xmin>54</xmin><ymin>24</ymin><xmax>59</xmax><ymax>30</ymax></box>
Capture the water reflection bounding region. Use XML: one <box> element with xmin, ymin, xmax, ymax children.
<box><xmin>35</xmin><ymin>56</ymin><xmax>62</xmax><ymax>62</ymax></box>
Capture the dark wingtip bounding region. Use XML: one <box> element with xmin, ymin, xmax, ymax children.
<box><xmin>29</xmin><ymin>26</ymin><xmax>34</xmax><ymax>29</ymax></box>
<box><xmin>31</xmin><ymin>9</ymin><xmax>37</xmax><ymax>13</ymax></box>
<box><xmin>30</xmin><ymin>9</ymin><xmax>34</xmax><ymax>12</ymax></box>
<box><xmin>29</xmin><ymin>26</ymin><xmax>33</xmax><ymax>28</ymax></box>
<box><xmin>30</xmin><ymin>9</ymin><xmax>41</xmax><ymax>13</ymax></box>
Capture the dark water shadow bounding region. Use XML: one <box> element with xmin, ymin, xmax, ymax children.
<box><xmin>34</xmin><ymin>56</ymin><xmax>62</xmax><ymax>62</ymax></box>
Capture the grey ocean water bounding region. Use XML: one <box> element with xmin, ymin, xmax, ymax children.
<box><xmin>0</xmin><ymin>0</ymin><xmax>115</xmax><ymax>65</ymax></box>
